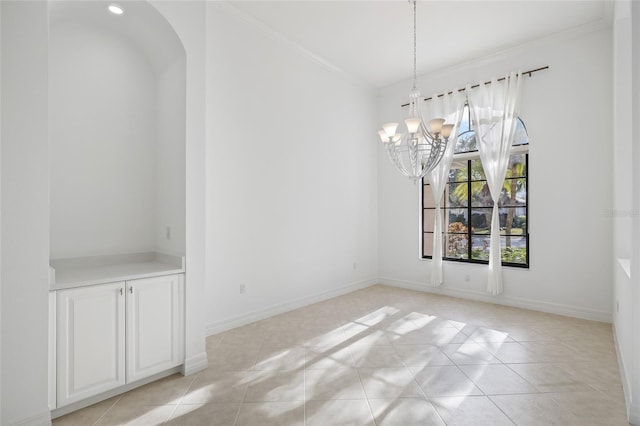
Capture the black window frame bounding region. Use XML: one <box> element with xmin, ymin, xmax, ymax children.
<box><xmin>420</xmin><ymin>109</ymin><xmax>530</xmax><ymax>269</ymax></box>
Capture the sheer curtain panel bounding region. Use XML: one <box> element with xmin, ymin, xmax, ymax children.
<box><xmin>425</xmin><ymin>91</ymin><xmax>464</xmax><ymax>286</ymax></box>
<box><xmin>466</xmin><ymin>71</ymin><xmax>522</xmax><ymax>295</ymax></box>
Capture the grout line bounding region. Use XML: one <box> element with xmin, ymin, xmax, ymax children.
<box><xmin>485</xmin><ymin>394</ymin><xmax>518</xmax><ymax>426</ymax></box>
<box><xmin>91</xmin><ymin>395</ymin><xmax>121</xmax><ymax>426</ymax></box>
<box><xmin>59</xmin><ymin>286</ymin><xmax>626</xmax><ymax>425</ymax></box>
<box><xmin>400</xmin><ymin>349</ymin><xmax>449</xmax><ymax>426</ymax></box>
<box><xmin>353</xmin><ymin>363</ymin><xmax>378</xmax><ymax>425</ymax></box>
<box><xmin>233</xmin><ymin>333</ymin><xmax>267</xmax><ymax>426</ymax></box>
<box><xmin>164</xmin><ymin>404</ymin><xmax>179</xmax><ymax>425</ymax></box>
<box><xmin>303</xmin><ymin>351</ymin><xmax>307</xmax><ymax>426</ymax></box>
<box><xmin>164</xmin><ymin>373</ymin><xmax>199</xmax><ymax>424</ymax></box>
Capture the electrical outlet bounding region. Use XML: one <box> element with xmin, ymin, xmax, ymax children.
<box><xmin>465</xmin><ymin>274</ymin><xmax>470</xmax><ymax>282</ymax></box>
<box><xmin>165</xmin><ymin>226</ymin><xmax>171</xmax><ymax>240</ymax></box>
<box><xmin>239</xmin><ymin>284</ymin><xmax>246</xmax><ymax>294</ymax></box>
<box><xmin>353</xmin><ymin>262</ymin><xmax>357</xmax><ymax>270</ymax></box>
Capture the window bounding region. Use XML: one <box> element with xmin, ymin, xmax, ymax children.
<box><xmin>421</xmin><ymin>106</ymin><xmax>529</xmax><ymax>267</ymax></box>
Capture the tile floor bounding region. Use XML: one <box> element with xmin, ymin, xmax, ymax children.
<box><xmin>53</xmin><ymin>285</ymin><xmax>629</xmax><ymax>425</ymax></box>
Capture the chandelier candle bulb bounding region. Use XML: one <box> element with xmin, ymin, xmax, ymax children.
<box><xmin>383</xmin><ymin>122</ymin><xmax>399</xmax><ymax>138</ymax></box>
<box><xmin>441</xmin><ymin>124</ymin><xmax>454</xmax><ymax>138</ymax></box>
<box><xmin>405</xmin><ymin>117</ymin><xmax>422</xmax><ymax>133</ymax></box>
<box><xmin>428</xmin><ymin>118</ymin><xmax>445</xmax><ymax>134</ymax></box>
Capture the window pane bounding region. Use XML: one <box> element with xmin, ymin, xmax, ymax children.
<box><xmin>447</xmin><ymin>183</ymin><xmax>468</xmax><ymax>208</ymax></box>
<box><xmin>423</xmin><ymin>232</ymin><xmax>434</xmax><ymax>257</ymax></box>
<box><xmin>423</xmin><ymin>209</ymin><xmax>444</xmax><ymax>233</ymax></box>
<box><xmin>423</xmin><ymin>186</ymin><xmax>444</xmax><ymax>208</ymax></box>
<box><xmin>455</xmin><ymin>130</ymin><xmax>476</xmax><ymax>154</ymax></box>
<box><xmin>507</xmin><ymin>154</ymin><xmax>527</xmax><ymax>177</ymax></box>
<box><xmin>470</xmin><ymin>182</ymin><xmax>493</xmax><ymax>208</ymax></box>
<box><xmin>471</xmin><ymin>235</ymin><xmax>490</xmax><ymax>261</ymax></box>
<box><xmin>513</xmin><ymin>119</ymin><xmax>529</xmax><ymax>146</ymax></box>
<box><xmin>470</xmin><ymin>159</ymin><xmax>486</xmax><ymax>181</ymax></box>
<box><xmin>423</xmin><ymin>232</ymin><xmax>445</xmax><ymax>258</ymax></box>
<box><xmin>448</xmin><ymin>160</ymin><xmax>468</xmax><ymax>183</ymax></box>
<box><xmin>470</xmin><ymin>208</ymin><xmax>492</xmax><ymax>234</ymax></box>
<box><xmin>471</xmin><ymin>207</ymin><xmax>528</xmax><ymax>235</ymax></box>
<box><xmin>456</xmin><ymin>112</ymin><xmax>528</xmax><ymax>152</ymax></box>
<box><xmin>499</xmin><ymin>179</ymin><xmax>527</xmax><ymax>207</ymax></box>
<box><xmin>446</xmin><ymin>233</ymin><xmax>469</xmax><ymax>259</ymax></box>
<box><xmin>446</xmin><ymin>208</ymin><xmax>468</xmax><ymax>230</ymax></box>
<box><xmin>471</xmin><ymin>235</ymin><xmax>528</xmax><ymax>264</ymax></box>
<box><xmin>502</xmin><ymin>236</ymin><xmax>528</xmax><ymax>264</ymax></box>
<box><xmin>500</xmin><ymin>207</ymin><xmax>527</xmax><ymax>235</ymax></box>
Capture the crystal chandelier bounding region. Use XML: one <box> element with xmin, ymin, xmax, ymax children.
<box><xmin>378</xmin><ymin>0</ymin><xmax>453</xmax><ymax>182</ymax></box>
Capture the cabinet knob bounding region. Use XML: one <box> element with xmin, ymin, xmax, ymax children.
<box><xmin>120</xmin><ymin>288</ymin><xmax>123</xmax><ymax>296</ymax></box>
<box><xmin>129</xmin><ymin>286</ymin><xmax>133</xmax><ymax>294</ymax></box>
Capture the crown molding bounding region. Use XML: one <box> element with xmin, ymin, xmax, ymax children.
<box><xmin>211</xmin><ymin>2</ymin><xmax>374</xmax><ymax>92</ymax></box>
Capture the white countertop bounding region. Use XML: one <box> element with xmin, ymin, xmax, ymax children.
<box><xmin>50</xmin><ymin>252</ymin><xmax>185</xmax><ymax>291</ymax></box>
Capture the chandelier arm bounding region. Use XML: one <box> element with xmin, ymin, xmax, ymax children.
<box><xmin>409</xmin><ymin>143</ymin><xmax>419</xmax><ymax>177</ymax></box>
<box><xmin>424</xmin><ymin>140</ymin><xmax>447</xmax><ymax>175</ymax></box>
<box><xmin>386</xmin><ymin>143</ymin><xmax>411</xmax><ymax>176</ymax></box>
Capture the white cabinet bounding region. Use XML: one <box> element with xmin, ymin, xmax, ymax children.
<box><xmin>57</xmin><ymin>282</ymin><xmax>126</xmax><ymax>407</ymax></box>
<box><xmin>55</xmin><ymin>274</ymin><xmax>184</xmax><ymax>408</ymax></box>
<box><xmin>126</xmin><ymin>274</ymin><xmax>184</xmax><ymax>383</ymax></box>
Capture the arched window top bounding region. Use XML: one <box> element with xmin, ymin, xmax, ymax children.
<box><xmin>454</xmin><ymin>105</ymin><xmax>529</xmax><ymax>154</ymax></box>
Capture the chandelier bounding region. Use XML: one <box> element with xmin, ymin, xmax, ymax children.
<box><xmin>378</xmin><ymin>0</ymin><xmax>453</xmax><ymax>182</ymax></box>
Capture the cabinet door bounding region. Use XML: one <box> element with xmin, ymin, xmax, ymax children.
<box><xmin>57</xmin><ymin>282</ymin><xmax>126</xmax><ymax>407</ymax></box>
<box><xmin>126</xmin><ymin>274</ymin><xmax>184</xmax><ymax>383</ymax></box>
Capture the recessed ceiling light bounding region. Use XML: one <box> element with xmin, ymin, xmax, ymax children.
<box><xmin>108</xmin><ymin>4</ymin><xmax>124</xmax><ymax>15</ymax></box>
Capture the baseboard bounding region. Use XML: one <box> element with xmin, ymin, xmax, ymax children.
<box><xmin>206</xmin><ymin>278</ymin><xmax>377</xmax><ymax>336</ymax></box>
<box><xmin>612</xmin><ymin>324</ymin><xmax>633</xmax><ymax>422</ymax></box>
<box><xmin>379</xmin><ymin>276</ymin><xmax>612</xmax><ymax>323</ymax></box>
<box><xmin>51</xmin><ymin>367</ymin><xmax>181</xmax><ymax>419</ymax></box>
<box><xmin>8</xmin><ymin>410</ymin><xmax>52</xmax><ymax>426</ymax></box>
<box><xmin>182</xmin><ymin>352</ymin><xmax>208</xmax><ymax>376</ymax></box>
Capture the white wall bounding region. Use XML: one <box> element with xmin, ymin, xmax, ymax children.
<box><xmin>49</xmin><ymin>21</ymin><xmax>158</xmax><ymax>259</ymax></box>
<box><xmin>1</xmin><ymin>1</ymin><xmax>51</xmax><ymax>424</ymax></box>
<box><xmin>1</xmin><ymin>2</ymin><xmax>3</xmax><ymax>422</ymax></box>
<box><xmin>204</xmin><ymin>3</ymin><xmax>378</xmax><ymax>332</ymax></box>
<box><xmin>612</xmin><ymin>0</ymin><xmax>634</xmax><ymax>420</ymax></box>
<box><xmin>151</xmin><ymin>0</ymin><xmax>208</xmax><ymax>374</ymax></box>
<box><xmin>155</xmin><ymin>57</ymin><xmax>186</xmax><ymax>255</ymax></box>
<box><xmin>629</xmin><ymin>1</ymin><xmax>640</xmax><ymax>422</ymax></box>
<box><xmin>378</xmin><ymin>24</ymin><xmax>613</xmax><ymax>322</ymax></box>
<box><xmin>612</xmin><ymin>0</ymin><xmax>633</xmax><ymax>262</ymax></box>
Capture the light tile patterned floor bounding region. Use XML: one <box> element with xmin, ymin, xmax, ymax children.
<box><xmin>54</xmin><ymin>285</ymin><xmax>629</xmax><ymax>425</ymax></box>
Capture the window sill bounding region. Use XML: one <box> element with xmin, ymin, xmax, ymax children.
<box><xmin>420</xmin><ymin>256</ymin><xmax>529</xmax><ymax>269</ymax></box>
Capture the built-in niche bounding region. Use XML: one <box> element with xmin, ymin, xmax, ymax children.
<box><xmin>48</xmin><ymin>0</ymin><xmax>186</xmax><ymax>285</ymax></box>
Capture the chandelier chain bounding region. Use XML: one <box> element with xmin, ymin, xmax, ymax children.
<box><xmin>413</xmin><ymin>0</ymin><xmax>417</xmax><ymax>89</ymax></box>
<box><xmin>378</xmin><ymin>0</ymin><xmax>450</xmax><ymax>183</ymax></box>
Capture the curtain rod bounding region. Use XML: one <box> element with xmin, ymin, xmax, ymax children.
<box><xmin>400</xmin><ymin>66</ymin><xmax>549</xmax><ymax>107</ymax></box>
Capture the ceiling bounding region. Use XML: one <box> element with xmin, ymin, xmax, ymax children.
<box><xmin>228</xmin><ymin>1</ymin><xmax>612</xmax><ymax>88</ymax></box>
<box><xmin>49</xmin><ymin>1</ymin><xmax>185</xmax><ymax>70</ymax></box>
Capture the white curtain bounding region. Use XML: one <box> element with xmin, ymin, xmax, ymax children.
<box><xmin>466</xmin><ymin>71</ymin><xmax>522</xmax><ymax>295</ymax></box>
<box><xmin>425</xmin><ymin>91</ymin><xmax>465</xmax><ymax>286</ymax></box>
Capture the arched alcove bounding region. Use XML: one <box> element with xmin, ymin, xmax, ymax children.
<box><xmin>47</xmin><ymin>1</ymin><xmax>191</xmax><ymax>414</ymax></box>
<box><xmin>48</xmin><ymin>0</ymin><xmax>186</xmax><ymax>259</ymax></box>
